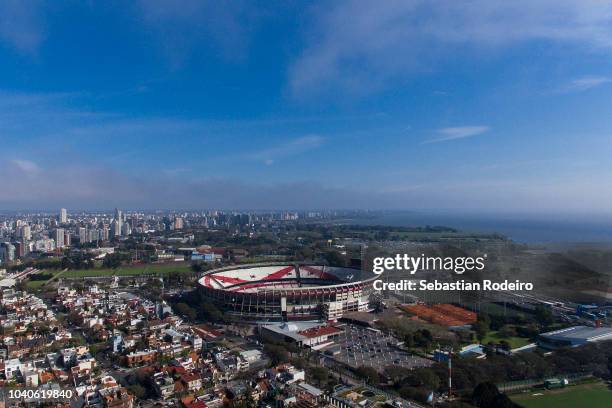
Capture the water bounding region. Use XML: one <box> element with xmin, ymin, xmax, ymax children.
<box><xmin>350</xmin><ymin>211</ymin><xmax>612</xmax><ymax>244</ymax></box>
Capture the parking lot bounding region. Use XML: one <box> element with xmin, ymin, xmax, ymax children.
<box><xmin>329</xmin><ymin>324</ymin><xmax>433</xmax><ymax>371</ymax></box>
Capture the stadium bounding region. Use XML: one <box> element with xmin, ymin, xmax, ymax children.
<box><xmin>197</xmin><ymin>264</ymin><xmax>378</xmax><ymax>322</ymax></box>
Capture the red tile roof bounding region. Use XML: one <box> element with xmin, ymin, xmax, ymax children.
<box><xmin>185</xmin><ymin>401</ymin><xmax>207</xmax><ymax>408</ymax></box>
<box><xmin>181</xmin><ymin>373</ymin><xmax>200</xmax><ymax>383</ymax></box>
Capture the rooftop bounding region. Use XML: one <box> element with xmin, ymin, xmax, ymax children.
<box><xmin>298</xmin><ymin>325</ymin><xmax>342</xmax><ymax>339</ymax></box>
<box><xmin>540</xmin><ymin>326</ymin><xmax>612</xmax><ymax>342</ymax></box>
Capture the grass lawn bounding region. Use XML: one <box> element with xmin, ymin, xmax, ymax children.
<box><xmin>477</xmin><ymin>302</ymin><xmax>528</xmax><ymax>318</ymax></box>
<box><xmin>58</xmin><ymin>263</ymin><xmax>192</xmax><ymax>278</ymax></box>
<box><xmin>24</xmin><ymin>263</ymin><xmax>193</xmax><ymax>292</ymax></box>
<box><xmin>481</xmin><ymin>331</ymin><xmax>531</xmax><ymax>349</ymax></box>
<box><xmin>25</xmin><ymin>279</ymin><xmax>50</xmax><ymax>290</ymax></box>
<box><xmin>510</xmin><ymin>382</ymin><xmax>612</xmax><ymax>408</ymax></box>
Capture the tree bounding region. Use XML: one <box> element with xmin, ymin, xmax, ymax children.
<box><xmin>355</xmin><ymin>366</ymin><xmax>380</xmax><ymax>385</ymax></box>
<box><xmin>201</xmin><ymin>302</ymin><xmax>223</xmax><ymax>322</ymax></box>
<box><xmin>411</xmin><ymin>369</ymin><xmax>440</xmax><ymax>391</ymax></box>
<box><xmin>472</xmin><ymin>382</ymin><xmax>519</xmax><ymax>408</ymax></box>
<box><xmin>61</xmin><ymin>257</ymin><xmax>74</xmax><ymax>270</ymax></box>
<box><xmin>127</xmin><ymin>384</ymin><xmax>146</xmax><ymax>399</ymax></box>
<box><xmin>473</xmin><ymin>317</ymin><xmax>490</xmax><ymax>342</ymax></box>
<box><xmin>309</xmin><ymin>367</ymin><xmax>329</xmax><ymax>385</ymax></box>
<box><xmin>264</xmin><ymin>344</ymin><xmax>289</xmax><ymax>365</ymax></box>
<box><xmin>498</xmin><ymin>325</ymin><xmax>517</xmax><ymax>338</ymax></box>
<box><xmin>290</xmin><ymin>357</ymin><xmax>307</xmax><ymax>369</ymax></box>
<box><xmin>535</xmin><ymin>305</ymin><xmax>553</xmax><ymax>327</ymax></box>
<box><xmin>175</xmin><ymin>302</ymin><xmax>197</xmax><ymax>321</ymax></box>
<box><xmin>472</xmin><ymin>382</ymin><xmax>501</xmax><ymax>408</ymax></box>
<box><xmin>398</xmin><ymin>386</ymin><xmax>429</xmax><ymax>404</ymax></box>
<box><xmin>385</xmin><ymin>365</ymin><xmax>411</xmax><ymax>386</ymax></box>
<box><xmin>102</xmin><ymin>253</ymin><xmax>122</xmax><ymax>269</ymax></box>
<box><xmin>89</xmin><ymin>343</ymin><xmax>101</xmax><ymax>356</ymax></box>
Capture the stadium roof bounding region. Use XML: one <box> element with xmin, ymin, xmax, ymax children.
<box><xmin>199</xmin><ymin>264</ymin><xmax>374</xmax><ymax>293</ymax></box>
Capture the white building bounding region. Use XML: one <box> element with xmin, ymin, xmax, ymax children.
<box><xmin>55</xmin><ymin>228</ymin><xmax>65</xmax><ymax>248</ymax></box>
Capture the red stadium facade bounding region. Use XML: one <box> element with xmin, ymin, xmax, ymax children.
<box><xmin>197</xmin><ymin>264</ymin><xmax>377</xmax><ymax>322</ymax></box>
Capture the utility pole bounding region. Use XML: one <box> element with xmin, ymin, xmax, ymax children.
<box><xmin>448</xmin><ymin>348</ymin><xmax>452</xmax><ymax>398</ymax></box>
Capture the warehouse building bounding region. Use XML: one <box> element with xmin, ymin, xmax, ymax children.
<box><xmin>537</xmin><ymin>326</ymin><xmax>612</xmax><ymax>349</ymax></box>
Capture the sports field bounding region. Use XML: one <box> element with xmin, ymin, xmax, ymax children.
<box><xmin>25</xmin><ymin>263</ymin><xmax>193</xmax><ymax>290</ymax></box>
<box><xmin>25</xmin><ymin>263</ymin><xmax>192</xmax><ymax>288</ymax></box>
<box><xmin>510</xmin><ymin>382</ymin><xmax>612</xmax><ymax>408</ymax></box>
<box><xmin>58</xmin><ymin>263</ymin><xmax>192</xmax><ymax>278</ymax></box>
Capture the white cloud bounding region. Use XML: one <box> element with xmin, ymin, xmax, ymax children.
<box><xmin>10</xmin><ymin>159</ymin><xmax>39</xmax><ymax>173</ymax></box>
<box><xmin>424</xmin><ymin>126</ymin><xmax>489</xmax><ymax>144</ymax></box>
<box><xmin>560</xmin><ymin>76</ymin><xmax>612</xmax><ymax>93</ymax></box>
<box><xmin>248</xmin><ymin>135</ymin><xmax>324</xmax><ymax>164</ymax></box>
<box><xmin>290</xmin><ymin>0</ymin><xmax>612</xmax><ymax>95</ymax></box>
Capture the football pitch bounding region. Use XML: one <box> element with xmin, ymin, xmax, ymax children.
<box><xmin>510</xmin><ymin>382</ymin><xmax>612</xmax><ymax>408</ymax></box>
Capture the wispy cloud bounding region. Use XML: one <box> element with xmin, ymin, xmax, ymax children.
<box><xmin>424</xmin><ymin>126</ymin><xmax>490</xmax><ymax>144</ymax></box>
<box><xmin>134</xmin><ymin>0</ymin><xmax>267</xmax><ymax>67</ymax></box>
<box><xmin>290</xmin><ymin>1</ymin><xmax>612</xmax><ymax>96</ymax></box>
<box><xmin>0</xmin><ymin>0</ymin><xmax>44</xmax><ymax>55</ymax></box>
<box><xmin>10</xmin><ymin>159</ymin><xmax>39</xmax><ymax>173</ymax></box>
<box><xmin>0</xmin><ymin>158</ymin><xmax>377</xmax><ymax>210</ymax></box>
<box><xmin>559</xmin><ymin>76</ymin><xmax>612</xmax><ymax>93</ymax></box>
<box><xmin>247</xmin><ymin>135</ymin><xmax>324</xmax><ymax>164</ymax></box>
<box><xmin>162</xmin><ymin>167</ymin><xmax>190</xmax><ymax>177</ymax></box>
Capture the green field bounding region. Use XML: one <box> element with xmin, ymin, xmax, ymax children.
<box><xmin>477</xmin><ymin>302</ymin><xmax>529</xmax><ymax>318</ymax></box>
<box><xmin>24</xmin><ymin>263</ymin><xmax>193</xmax><ymax>290</ymax></box>
<box><xmin>511</xmin><ymin>382</ymin><xmax>612</xmax><ymax>408</ymax></box>
<box><xmin>24</xmin><ymin>263</ymin><xmax>191</xmax><ymax>284</ymax></box>
<box><xmin>481</xmin><ymin>331</ymin><xmax>531</xmax><ymax>349</ymax></box>
<box><xmin>25</xmin><ymin>279</ymin><xmax>51</xmax><ymax>290</ymax></box>
<box><xmin>58</xmin><ymin>263</ymin><xmax>192</xmax><ymax>278</ymax></box>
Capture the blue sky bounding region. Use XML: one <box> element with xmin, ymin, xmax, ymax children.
<box><xmin>1</xmin><ymin>0</ymin><xmax>612</xmax><ymax>212</ymax></box>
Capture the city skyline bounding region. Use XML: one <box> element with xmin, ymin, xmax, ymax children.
<box><xmin>1</xmin><ymin>2</ymin><xmax>612</xmax><ymax>213</ymax></box>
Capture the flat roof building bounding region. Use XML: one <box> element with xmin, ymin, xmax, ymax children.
<box><xmin>261</xmin><ymin>322</ymin><xmax>343</xmax><ymax>349</ymax></box>
<box><xmin>537</xmin><ymin>326</ymin><xmax>612</xmax><ymax>349</ymax></box>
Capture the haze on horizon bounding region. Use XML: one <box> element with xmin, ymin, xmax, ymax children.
<box><xmin>1</xmin><ymin>1</ymin><xmax>612</xmax><ymax>213</ymax></box>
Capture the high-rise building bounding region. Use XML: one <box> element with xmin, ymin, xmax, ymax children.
<box><xmin>102</xmin><ymin>226</ymin><xmax>109</xmax><ymax>241</ymax></box>
<box><xmin>13</xmin><ymin>241</ymin><xmax>25</xmax><ymax>258</ymax></box>
<box><xmin>78</xmin><ymin>227</ymin><xmax>89</xmax><ymax>244</ymax></box>
<box><xmin>114</xmin><ymin>208</ymin><xmax>123</xmax><ymax>236</ymax></box>
<box><xmin>111</xmin><ymin>220</ymin><xmax>121</xmax><ymax>237</ymax></box>
<box><xmin>0</xmin><ymin>242</ymin><xmax>16</xmax><ymax>263</ymax></box>
<box><xmin>55</xmin><ymin>228</ymin><xmax>65</xmax><ymax>248</ymax></box>
<box><xmin>174</xmin><ymin>217</ymin><xmax>184</xmax><ymax>230</ymax></box>
<box><xmin>60</xmin><ymin>208</ymin><xmax>67</xmax><ymax>223</ymax></box>
<box><xmin>88</xmin><ymin>229</ymin><xmax>99</xmax><ymax>243</ymax></box>
<box><xmin>16</xmin><ymin>225</ymin><xmax>31</xmax><ymax>241</ymax></box>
